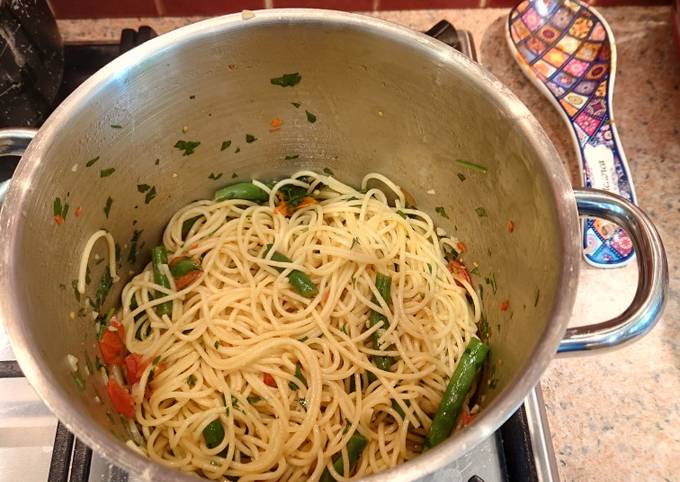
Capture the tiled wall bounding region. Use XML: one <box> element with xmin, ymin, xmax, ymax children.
<box><xmin>49</xmin><ymin>0</ymin><xmax>673</xmax><ymax>19</ymax></box>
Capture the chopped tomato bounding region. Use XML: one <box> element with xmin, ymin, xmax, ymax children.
<box><xmin>75</xmin><ymin>207</ymin><xmax>82</xmax><ymax>218</ymax></box>
<box><xmin>175</xmin><ymin>270</ymin><xmax>202</xmax><ymax>290</ymax></box>
<box><xmin>271</xmin><ymin>117</ymin><xmax>283</xmax><ymax>128</ymax></box>
<box><xmin>448</xmin><ymin>260</ymin><xmax>471</xmax><ymax>285</ymax></box>
<box><xmin>263</xmin><ymin>373</ymin><xmax>277</xmax><ymax>387</ymax></box>
<box><xmin>107</xmin><ymin>379</ymin><xmax>135</xmax><ymax>418</ymax></box>
<box><xmin>500</xmin><ymin>300</ymin><xmax>510</xmax><ymax>312</ymax></box>
<box><xmin>460</xmin><ymin>406</ymin><xmax>475</xmax><ymax>427</ymax></box>
<box><xmin>507</xmin><ymin>220</ymin><xmax>514</xmax><ymax>233</ymax></box>
<box><xmin>54</xmin><ymin>215</ymin><xmax>64</xmax><ymax>225</ymax></box>
<box><xmin>456</xmin><ymin>242</ymin><xmax>467</xmax><ymax>253</ymax></box>
<box><xmin>275</xmin><ymin>201</ymin><xmax>289</xmax><ymax>216</ymax></box>
<box><xmin>124</xmin><ymin>353</ymin><xmax>148</xmax><ymax>385</ymax></box>
<box><xmin>99</xmin><ymin>320</ymin><xmax>127</xmax><ymax>365</ymax></box>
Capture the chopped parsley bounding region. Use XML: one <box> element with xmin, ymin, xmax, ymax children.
<box><xmin>455</xmin><ymin>159</ymin><xmax>488</xmax><ymax>173</ymax></box>
<box><xmin>186</xmin><ymin>375</ymin><xmax>197</xmax><ymax>387</ymax></box>
<box><xmin>270</xmin><ymin>72</ymin><xmax>301</xmax><ymax>87</ymax></box>
<box><xmin>174</xmin><ymin>140</ymin><xmax>200</xmax><ymax>156</ymax></box>
<box><xmin>323</xmin><ymin>167</ymin><xmax>334</xmax><ymax>175</ymax></box>
<box><xmin>110</xmin><ymin>124</ymin><xmax>122</xmax><ymax>129</ymax></box>
<box><xmin>288</xmin><ymin>364</ymin><xmax>307</xmax><ymax>390</ymax></box>
<box><xmin>534</xmin><ymin>288</ymin><xmax>540</xmax><ymax>307</ymax></box>
<box><xmin>234</xmin><ymin>147</ymin><xmax>241</xmax><ymax>154</ymax></box>
<box><xmin>247</xmin><ymin>395</ymin><xmax>262</xmax><ymax>404</ymax></box>
<box><xmin>93</xmin><ymin>269</ymin><xmax>113</xmax><ymax>311</ymax></box>
<box><xmin>72</xmin><ymin>372</ymin><xmax>86</xmax><ymax>391</ymax></box>
<box><xmin>154</xmin><ymin>158</ymin><xmax>160</xmax><ymax>166</ymax></box>
<box><xmin>144</xmin><ymin>186</ymin><xmax>157</xmax><ymax>204</ymax></box>
<box><xmin>350</xmin><ymin>237</ymin><xmax>359</xmax><ymax>249</ymax></box>
<box><xmin>469</xmin><ymin>265</ymin><xmax>480</xmax><ymax>276</ymax></box>
<box><xmin>475</xmin><ymin>207</ymin><xmax>487</xmax><ymax>217</ymax></box>
<box><xmin>305</xmin><ymin>111</ymin><xmax>317</xmax><ymax>123</ymax></box>
<box><xmin>291</xmin><ymin>102</ymin><xmax>301</xmax><ymax>108</ymax></box>
<box><xmin>279</xmin><ymin>184</ymin><xmax>308</xmax><ymax>208</ymax></box>
<box><xmin>100</xmin><ymin>168</ymin><xmax>115</xmax><ymax>178</ymax></box>
<box><xmin>127</xmin><ymin>229</ymin><xmax>143</xmax><ymax>264</ymax></box>
<box><xmin>86</xmin><ymin>156</ymin><xmax>100</xmax><ymax>167</ymax></box>
<box><xmin>71</xmin><ymin>279</ymin><xmax>80</xmax><ymax>302</ymax></box>
<box><xmin>485</xmin><ymin>273</ymin><xmax>497</xmax><ymax>294</ymax></box>
<box><xmin>208</xmin><ymin>173</ymin><xmax>223</xmax><ymax>180</ymax></box>
<box><xmin>435</xmin><ymin>206</ymin><xmax>449</xmax><ymax>219</ymax></box>
<box><xmin>214</xmin><ymin>340</ymin><xmax>221</xmax><ymax>349</ymax></box>
<box><xmin>245</xmin><ymin>134</ymin><xmax>257</xmax><ymax>143</ymax></box>
<box><xmin>221</xmin><ymin>140</ymin><xmax>231</xmax><ymax>151</ymax></box>
<box><xmin>137</xmin><ymin>184</ymin><xmax>151</xmax><ymax>193</ymax></box>
<box><xmin>103</xmin><ymin>196</ymin><xmax>113</xmax><ymax>218</ymax></box>
<box><xmin>396</xmin><ymin>210</ymin><xmax>407</xmax><ymax>219</ymax></box>
<box><xmin>285</xmin><ymin>154</ymin><xmax>299</xmax><ymax>160</ymax></box>
<box><xmin>457</xmin><ymin>173</ymin><xmax>466</xmax><ymax>182</ymax></box>
<box><xmin>231</xmin><ymin>172</ymin><xmax>238</xmax><ymax>179</ymax></box>
<box><xmin>53</xmin><ymin>197</ymin><xmax>63</xmax><ymax>217</ymax></box>
<box><xmin>189</xmin><ymin>95</ymin><xmax>196</xmax><ymax>99</ymax></box>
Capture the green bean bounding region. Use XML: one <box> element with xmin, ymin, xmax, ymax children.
<box><xmin>151</xmin><ymin>246</ymin><xmax>172</xmax><ymax>316</ymax></box>
<box><xmin>214</xmin><ymin>182</ymin><xmax>268</xmax><ymax>202</ymax></box>
<box><xmin>170</xmin><ymin>258</ymin><xmax>200</xmax><ymax>278</ymax></box>
<box><xmin>319</xmin><ymin>433</ymin><xmax>368</xmax><ymax>482</ymax></box>
<box><xmin>423</xmin><ymin>337</ymin><xmax>489</xmax><ymax>451</ymax></box>
<box><xmin>369</xmin><ymin>273</ymin><xmax>392</xmax><ymax>372</ymax></box>
<box><xmin>202</xmin><ymin>419</ymin><xmax>225</xmax><ymax>449</ymax></box>
<box><xmin>266</xmin><ymin>244</ymin><xmax>318</xmax><ymax>298</ymax></box>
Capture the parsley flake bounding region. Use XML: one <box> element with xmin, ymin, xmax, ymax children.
<box><xmin>100</xmin><ymin>168</ymin><xmax>115</xmax><ymax>178</ymax></box>
<box><xmin>245</xmin><ymin>134</ymin><xmax>257</xmax><ymax>143</ymax></box>
<box><xmin>103</xmin><ymin>197</ymin><xmax>113</xmax><ymax>218</ymax></box>
<box><xmin>435</xmin><ymin>206</ymin><xmax>449</xmax><ymax>219</ymax></box>
<box><xmin>475</xmin><ymin>207</ymin><xmax>487</xmax><ymax>217</ymax></box>
<box><xmin>144</xmin><ymin>186</ymin><xmax>157</xmax><ymax>204</ymax></box>
<box><xmin>323</xmin><ymin>167</ymin><xmax>334</xmax><ymax>175</ymax></box>
<box><xmin>455</xmin><ymin>159</ymin><xmax>488</xmax><ymax>173</ymax></box>
<box><xmin>208</xmin><ymin>173</ymin><xmax>223</xmax><ymax>180</ymax></box>
<box><xmin>221</xmin><ymin>140</ymin><xmax>231</xmax><ymax>151</ymax></box>
<box><xmin>137</xmin><ymin>184</ymin><xmax>151</xmax><ymax>193</ymax></box>
<box><xmin>305</xmin><ymin>110</ymin><xmax>317</xmax><ymax>123</ymax></box>
<box><xmin>85</xmin><ymin>156</ymin><xmax>100</xmax><ymax>167</ymax></box>
<box><xmin>270</xmin><ymin>72</ymin><xmax>301</xmax><ymax>87</ymax></box>
<box><xmin>110</xmin><ymin>124</ymin><xmax>122</xmax><ymax>129</ymax></box>
<box><xmin>291</xmin><ymin>102</ymin><xmax>301</xmax><ymax>108</ymax></box>
<box><xmin>174</xmin><ymin>140</ymin><xmax>200</xmax><ymax>156</ymax></box>
<box><xmin>285</xmin><ymin>154</ymin><xmax>299</xmax><ymax>160</ymax></box>
<box><xmin>457</xmin><ymin>173</ymin><xmax>466</xmax><ymax>181</ymax></box>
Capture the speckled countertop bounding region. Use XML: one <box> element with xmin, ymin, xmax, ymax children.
<box><xmin>58</xmin><ymin>7</ymin><xmax>679</xmax><ymax>481</ymax></box>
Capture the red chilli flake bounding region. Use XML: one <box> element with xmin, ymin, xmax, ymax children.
<box><xmin>263</xmin><ymin>373</ymin><xmax>277</xmax><ymax>387</ymax></box>
<box><xmin>75</xmin><ymin>207</ymin><xmax>82</xmax><ymax>218</ymax></box>
<box><xmin>507</xmin><ymin>220</ymin><xmax>514</xmax><ymax>233</ymax></box>
<box><xmin>500</xmin><ymin>300</ymin><xmax>510</xmax><ymax>311</ymax></box>
<box><xmin>456</xmin><ymin>242</ymin><xmax>467</xmax><ymax>253</ymax></box>
<box><xmin>54</xmin><ymin>215</ymin><xmax>64</xmax><ymax>225</ymax></box>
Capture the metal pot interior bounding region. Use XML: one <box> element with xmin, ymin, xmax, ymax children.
<box><xmin>1</xmin><ymin>10</ymin><xmax>578</xmax><ymax>481</ymax></box>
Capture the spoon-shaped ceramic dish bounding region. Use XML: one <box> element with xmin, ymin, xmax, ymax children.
<box><xmin>506</xmin><ymin>0</ymin><xmax>636</xmax><ymax>268</ymax></box>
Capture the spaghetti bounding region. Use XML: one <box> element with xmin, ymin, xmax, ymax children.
<box><xmin>87</xmin><ymin>171</ymin><xmax>481</xmax><ymax>481</ymax></box>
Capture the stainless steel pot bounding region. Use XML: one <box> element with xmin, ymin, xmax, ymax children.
<box><xmin>0</xmin><ymin>10</ymin><xmax>668</xmax><ymax>482</ymax></box>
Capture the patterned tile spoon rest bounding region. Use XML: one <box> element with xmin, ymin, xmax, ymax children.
<box><xmin>506</xmin><ymin>0</ymin><xmax>636</xmax><ymax>268</ymax></box>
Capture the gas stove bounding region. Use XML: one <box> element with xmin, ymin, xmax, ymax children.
<box><xmin>0</xmin><ymin>22</ymin><xmax>560</xmax><ymax>482</ymax></box>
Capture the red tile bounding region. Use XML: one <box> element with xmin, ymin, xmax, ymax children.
<box><xmin>485</xmin><ymin>0</ymin><xmax>519</xmax><ymax>6</ymax></box>
<box><xmin>272</xmin><ymin>0</ymin><xmax>374</xmax><ymax>9</ymax></box>
<box><xmin>378</xmin><ymin>0</ymin><xmax>479</xmax><ymax>8</ymax></box>
<box><xmin>50</xmin><ymin>0</ymin><xmax>158</xmax><ymax>18</ymax></box>
<box><xmin>590</xmin><ymin>0</ymin><xmax>671</xmax><ymax>4</ymax></box>
<box><xmin>158</xmin><ymin>0</ymin><xmax>263</xmax><ymax>16</ymax></box>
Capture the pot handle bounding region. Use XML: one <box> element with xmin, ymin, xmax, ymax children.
<box><xmin>0</xmin><ymin>128</ymin><xmax>38</xmax><ymax>204</ymax></box>
<box><xmin>557</xmin><ymin>189</ymin><xmax>668</xmax><ymax>355</ymax></box>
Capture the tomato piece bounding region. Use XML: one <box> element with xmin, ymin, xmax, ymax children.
<box><xmin>500</xmin><ymin>300</ymin><xmax>510</xmax><ymax>312</ymax></box>
<box><xmin>175</xmin><ymin>270</ymin><xmax>202</xmax><ymax>290</ymax></box>
<box><xmin>461</xmin><ymin>406</ymin><xmax>475</xmax><ymax>427</ymax></box>
<box><xmin>99</xmin><ymin>321</ymin><xmax>127</xmax><ymax>365</ymax></box>
<box><xmin>263</xmin><ymin>372</ymin><xmax>277</xmax><ymax>387</ymax></box>
<box><xmin>124</xmin><ymin>353</ymin><xmax>148</xmax><ymax>385</ymax></box>
<box><xmin>448</xmin><ymin>260</ymin><xmax>472</xmax><ymax>285</ymax></box>
<box><xmin>107</xmin><ymin>379</ymin><xmax>135</xmax><ymax>418</ymax></box>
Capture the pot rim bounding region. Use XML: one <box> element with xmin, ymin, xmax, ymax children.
<box><xmin>0</xmin><ymin>9</ymin><xmax>580</xmax><ymax>482</ymax></box>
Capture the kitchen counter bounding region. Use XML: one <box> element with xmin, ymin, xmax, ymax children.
<box><xmin>58</xmin><ymin>7</ymin><xmax>679</xmax><ymax>481</ymax></box>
